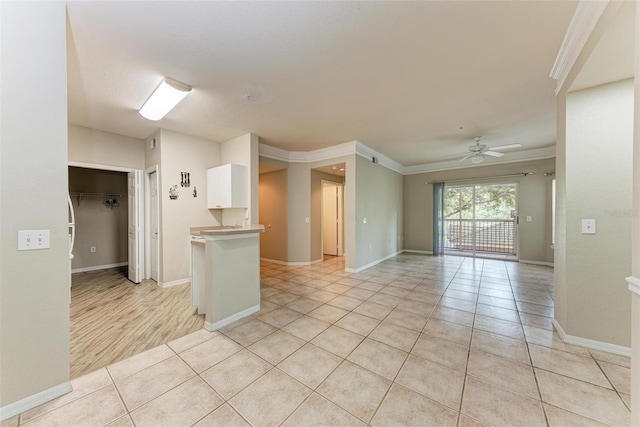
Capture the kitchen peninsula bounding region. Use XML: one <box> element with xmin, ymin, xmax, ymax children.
<box><xmin>190</xmin><ymin>225</ymin><xmax>265</xmax><ymax>331</ymax></box>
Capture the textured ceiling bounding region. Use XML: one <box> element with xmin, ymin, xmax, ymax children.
<box><xmin>67</xmin><ymin>1</ymin><xmax>581</xmax><ymax>167</ymax></box>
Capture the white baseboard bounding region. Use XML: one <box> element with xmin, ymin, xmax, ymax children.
<box><xmin>261</xmin><ymin>258</ymin><xmax>324</xmax><ymax>266</ymax></box>
<box><xmin>159</xmin><ymin>278</ymin><xmax>190</xmax><ymax>288</ymax></box>
<box><xmin>204</xmin><ymin>304</ymin><xmax>260</xmax><ymax>331</ymax></box>
<box><xmin>71</xmin><ymin>262</ymin><xmax>127</xmax><ymax>274</ymax></box>
<box><xmin>345</xmin><ymin>251</ymin><xmax>403</xmax><ymax>273</ymax></box>
<box><xmin>552</xmin><ymin>319</ymin><xmax>631</xmax><ymax>357</ymax></box>
<box><xmin>0</xmin><ymin>381</ymin><xmax>71</xmax><ymax>421</ymax></box>
<box><xmin>402</xmin><ymin>249</ymin><xmax>433</xmax><ymax>255</ymax></box>
<box><xmin>520</xmin><ymin>259</ymin><xmax>554</xmax><ymax>267</ymax></box>
<box><xmin>261</xmin><ymin>258</ymin><xmax>288</xmax><ymax>266</ymax></box>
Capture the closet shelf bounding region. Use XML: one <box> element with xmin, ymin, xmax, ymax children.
<box><xmin>69</xmin><ymin>192</ymin><xmax>123</xmax><ymax>206</ymax></box>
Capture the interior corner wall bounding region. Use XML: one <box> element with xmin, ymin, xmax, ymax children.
<box><xmin>68</xmin><ymin>168</ymin><xmax>128</xmax><ymax>270</ymax></box>
<box><xmin>403</xmin><ymin>158</ymin><xmax>556</xmax><ymax>264</ymax></box>
<box><xmin>68</xmin><ymin>124</ymin><xmax>145</xmax><ymax>170</ymax></box>
<box><xmin>310</xmin><ymin>170</ymin><xmax>345</xmax><ymax>262</ymax></box>
<box><xmin>558</xmin><ymin>79</ymin><xmax>634</xmax><ymax>347</ymax></box>
<box><xmin>554</xmin><ymin>94</ymin><xmax>568</xmax><ymax>331</ymax></box>
<box><xmin>157</xmin><ymin>129</ymin><xmax>222</xmax><ymax>285</ymax></box>
<box><xmin>0</xmin><ymin>1</ymin><xmax>70</xmax><ymax>409</ymax></box>
<box><xmin>287</xmin><ymin>162</ymin><xmax>312</xmax><ymax>263</ymax></box>
<box><xmin>259</xmin><ymin>169</ymin><xmax>288</xmax><ymax>262</ymax></box>
<box><xmin>354</xmin><ymin>155</ymin><xmax>403</xmax><ymax>269</ymax></box>
<box><xmin>221</xmin><ymin>133</ymin><xmax>259</xmax><ymax>225</ymax></box>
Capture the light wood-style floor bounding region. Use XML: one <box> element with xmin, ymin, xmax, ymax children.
<box><xmin>70</xmin><ymin>268</ymin><xmax>203</xmax><ymax>378</ymax></box>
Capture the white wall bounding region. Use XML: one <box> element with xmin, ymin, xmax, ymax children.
<box><xmin>221</xmin><ymin>133</ymin><xmax>259</xmax><ymax>226</ymax></box>
<box><xmin>0</xmin><ymin>1</ymin><xmax>70</xmax><ymax>411</ymax></box>
<box><xmin>156</xmin><ymin>129</ymin><xmax>222</xmax><ymax>285</ymax></box>
<box><xmin>68</xmin><ymin>124</ymin><xmax>145</xmax><ymax>170</ymax></box>
<box><xmin>554</xmin><ymin>79</ymin><xmax>634</xmax><ymax>347</ymax></box>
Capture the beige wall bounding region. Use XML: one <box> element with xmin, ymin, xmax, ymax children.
<box><xmin>556</xmin><ymin>79</ymin><xmax>634</xmax><ymax>347</ymax></box>
<box><xmin>403</xmin><ymin>158</ymin><xmax>555</xmax><ymax>264</ymax></box>
<box><xmin>354</xmin><ymin>155</ymin><xmax>404</xmax><ymax>269</ymax></box>
<box><xmin>287</xmin><ymin>163</ymin><xmax>312</xmax><ymax>263</ymax></box>
<box><xmin>258</xmin><ymin>169</ymin><xmax>288</xmax><ymax>262</ymax></box>
<box><xmin>68</xmin><ymin>167</ymin><xmax>128</xmax><ymax>270</ymax></box>
<box><xmin>310</xmin><ymin>170</ymin><xmax>344</xmax><ymax>262</ymax></box>
<box><xmin>0</xmin><ymin>1</ymin><xmax>70</xmax><ymax>409</ymax></box>
<box><xmin>157</xmin><ymin>129</ymin><xmax>222</xmax><ymax>285</ymax></box>
<box><xmin>69</xmin><ymin>124</ymin><xmax>145</xmax><ymax>170</ymax></box>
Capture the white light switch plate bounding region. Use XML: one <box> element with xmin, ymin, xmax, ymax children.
<box><xmin>582</xmin><ymin>219</ymin><xmax>596</xmax><ymax>235</ymax></box>
<box><xmin>18</xmin><ymin>229</ymin><xmax>50</xmax><ymax>250</ymax></box>
<box><xmin>526</xmin><ymin>216</ymin><xmax>532</xmax><ymax>222</ymax></box>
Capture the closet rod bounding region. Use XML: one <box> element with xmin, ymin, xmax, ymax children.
<box><xmin>427</xmin><ymin>172</ymin><xmax>532</xmax><ymax>185</ymax></box>
<box><xmin>69</xmin><ymin>192</ymin><xmax>124</xmax><ymax>206</ymax></box>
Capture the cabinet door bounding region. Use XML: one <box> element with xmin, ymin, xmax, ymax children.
<box><xmin>207</xmin><ymin>164</ymin><xmax>246</xmax><ymax>208</ymax></box>
<box><xmin>207</xmin><ymin>167</ymin><xmax>222</xmax><ymax>208</ymax></box>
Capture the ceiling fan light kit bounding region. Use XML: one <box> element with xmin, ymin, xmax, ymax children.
<box><xmin>471</xmin><ymin>153</ymin><xmax>484</xmax><ymax>164</ymax></box>
<box><xmin>139</xmin><ymin>77</ymin><xmax>192</xmax><ymax>121</ymax></box>
<box><xmin>448</xmin><ymin>136</ymin><xmax>522</xmax><ymax>164</ymax></box>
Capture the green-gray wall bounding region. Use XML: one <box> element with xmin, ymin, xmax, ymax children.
<box><xmin>1</xmin><ymin>1</ymin><xmax>70</xmax><ymax>408</ymax></box>
<box><xmin>403</xmin><ymin>158</ymin><xmax>555</xmax><ymax>264</ymax></box>
<box><xmin>555</xmin><ymin>79</ymin><xmax>633</xmax><ymax>347</ymax></box>
<box><xmin>354</xmin><ymin>155</ymin><xmax>404</xmax><ymax>269</ymax></box>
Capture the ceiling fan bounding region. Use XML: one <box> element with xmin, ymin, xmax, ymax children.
<box><xmin>448</xmin><ymin>136</ymin><xmax>522</xmax><ymax>164</ymax></box>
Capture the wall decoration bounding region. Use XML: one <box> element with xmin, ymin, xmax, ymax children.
<box><xmin>169</xmin><ymin>185</ymin><xmax>179</xmax><ymax>200</ymax></box>
<box><xmin>181</xmin><ymin>172</ymin><xmax>191</xmax><ymax>188</ymax></box>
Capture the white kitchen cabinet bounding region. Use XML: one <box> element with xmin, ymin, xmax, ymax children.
<box><xmin>207</xmin><ymin>163</ymin><xmax>247</xmax><ymax>209</ymax></box>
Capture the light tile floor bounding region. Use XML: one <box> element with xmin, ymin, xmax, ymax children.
<box><xmin>3</xmin><ymin>254</ymin><xmax>631</xmax><ymax>426</ymax></box>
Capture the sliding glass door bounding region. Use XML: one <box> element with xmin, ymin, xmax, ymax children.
<box><xmin>443</xmin><ymin>183</ymin><xmax>517</xmax><ymax>258</ymax></box>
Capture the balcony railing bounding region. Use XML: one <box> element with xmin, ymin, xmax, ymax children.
<box><xmin>444</xmin><ymin>218</ymin><xmax>516</xmax><ymax>255</ymax></box>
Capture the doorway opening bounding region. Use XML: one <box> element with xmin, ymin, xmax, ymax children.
<box><xmin>444</xmin><ymin>182</ymin><xmax>518</xmax><ymax>260</ymax></box>
<box><xmin>322</xmin><ymin>181</ymin><xmax>344</xmax><ymax>258</ymax></box>
<box><xmin>67</xmin><ymin>163</ymin><xmax>202</xmax><ymax>379</ymax></box>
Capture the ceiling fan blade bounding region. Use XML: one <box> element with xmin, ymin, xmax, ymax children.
<box><xmin>484</xmin><ymin>151</ymin><xmax>505</xmax><ymax>158</ymax></box>
<box><xmin>487</xmin><ymin>143</ymin><xmax>522</xmax><ymax>151</ymax></box>
<box><xmin>459</xmin><ymin>153</ymin><xmax>475</xmax><ymax>162</ymax></box>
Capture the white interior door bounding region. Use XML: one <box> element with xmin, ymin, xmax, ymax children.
<box><xmin>322</xmin><ymin>183</ymin><xmax>339</xmax><ymax>256</ymax></box>
<box><xmin>128</xmin><ymin>170</ymin><xmax>143</xmax><ymax>284</ymax></box>
<box><xmin>149</xmin><ymin>171</ymin><xmax>159</xmax><ymax>282</ymax></box>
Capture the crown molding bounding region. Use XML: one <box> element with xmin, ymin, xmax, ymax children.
<box><xmin>354</xmin><ymin>142</ymin><xmax>405</xmax><ymax>174</ymax></box>
<box><xmin>403</xmin><ymin>146</ymin><xmax>556</xmax><ymax>175</ymax></box>
<box><xmin>549</xmin><ymin>0</ymin><xmax>609</xmax><ymax>94</ymax></box>
<box><xmin>627</xmin><ymin>276</ymin><xmax>640</xmax><ymax>296</ymax></box>
<box><xmin>258</xmin><ymin>143</ymin><xmax>290</xmax><ymax>162</ymax></box>
<box><xmin>259</xmin><ymin>140</ymin><xmax>403</xmax><ymax>174</ymax></box>
<box><xmin>260</xmin><ymin>142</ymin><xmax>555</xmax><ymax>176</ymax></box>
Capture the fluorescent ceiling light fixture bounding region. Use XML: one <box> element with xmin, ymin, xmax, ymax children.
<box><xmin>139</xmin><ymin>77</ymin><xmax>192</xmax><ymax>121</ymax></box>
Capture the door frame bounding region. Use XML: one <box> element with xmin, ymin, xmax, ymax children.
<box><xmin>145</xmin><ymin>165</ymin><xmax>160</xmax><ymax>281</ymax></box>
<box><xmin>67</xmin><ymin>161</ymin><xmax>145</xmax><ymax>273</ymax></box>
<box><xmin>444</xmin><ymin>181</ymin><xmax>519</xmax><ymax>260</ymax></box>
<box><xmin>320</xmin><ymin>180</ymin><xmax>344</xmax><ymax>257</ymax></box>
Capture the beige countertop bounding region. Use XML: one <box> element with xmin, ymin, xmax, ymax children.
<box><xmin>191</xmin><ymin>224</ymin><xmax>265</xmax><ymax>236</ymax></box>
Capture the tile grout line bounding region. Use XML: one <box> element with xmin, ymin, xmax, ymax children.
<box><xmin>507</xmin><ymin>266</ymin><xmax>551</xmax><ymax>427</ymax></box>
